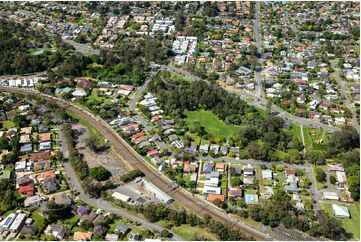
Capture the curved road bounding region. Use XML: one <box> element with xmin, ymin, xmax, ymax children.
<box><xmin>1</xmin><ymin>87</ymin><xmax>269</xmax><ymax>241</ymax></box>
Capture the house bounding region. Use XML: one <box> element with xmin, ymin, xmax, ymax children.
<box><xmin>37</xmin><ymin>170</ymin><xmax>56</xmax><ymax>182</ymax></box>
<box><xmin>236</xmin><ymin>66</ymin><xmax>252</xmax><ymax>75</ymax></box>
<box><xmin>285</xmin><ymin>183</ymin><xmax>299</xmax><ymax>193</ymax></box>
<box><xmin>199</xmin><ymin>144</ymin><xmax>209</xmax><ymax>154</ymax></box>
<box><xmin>210</xmin><ymin>144</ymin><xmax>219</xmax><ymax>155</ymax></box>
<box><xmin>220</xmin><ymin>145</ymin><xmax>228</xmax><ymax>155</ymax></box>
<box><xmin>147</xmin><ymin>149</ymin><xmax>158</xmax><ymax>158</ymax></box>
<box><xmin>244</xmin><ymin>194</ymin><xmax>258</xmax><ymax>205</ymax></box>
<box><xmin>183</xmin><ymin>161</ymin><xmax>197</xmax><ymax>173</ymax></box>
<box><xmin>332</xmin><ymin>204</ymin><xmax>350</xmax><ymax>218</ymax></box>
<box><xmin>20</xmin><ymin>143</ymin><xmax>32</xmax><ymax>153</ymax></box>
<box><xmin>114</xmin><ymin>224</ymin><xmax>129</xmax><ymax>235</ymax></box>
<box><xmin>215</xmin><ymin>163</ymin><xmax>226</xmax><ymax>172</ymax></box>
<box><xmin>243</xmin><ymin>166</ymin><xmax>254</xmax><ymax>176</ymax></box>
<box><xmin>24</xmin><ymin>195</ymin><xmax>41</xmax><ymax>208</ymax></box>
<box><xmin>335</xmin><ymin>117</ymin><xmax>346</xmax><ymax>125</ymax></box>
<box><xmin>336</xmin><ymin>171</ymin><xmax>347</xmax><ymax>188</ymax></box>
<box><xmin>261</xmin><ymin>169</ymin><xmax>273</xmax><ymax>180</ymax></box>
<box><xmin>19</xmin><ymin>184</ymin><xmax>35</xmax><ymax>196</ymax></box>
<box><xmin>207</xmin><ymin>194</ymin><xmax>225</xmax><ymax>202</ymax></box>
<box><xmin>43</xmin><ymin>178</ymin><xmax>60</xmax><ymax>193</ymax></box>
<box><xmin>105</xmin><ymin>233</ymin><xmax>119</xmax><ymax>241</ymax></box>
<box><xmin>73</xmin><ymin>231</ymin><xmax>93</xmax><ymax>241</ymax></box>
<box><xmin>39</xmin><ymin>141</ymin><xmax>52</xmax><ymax>151</ymax></box>
<box><xmin>259</xmin><ymin>186</ymin><xmax>274</xmax><ymax>199</ymax></box>
<box><xmin>20</xmin><ymin>225</ymin><xmax>38</xmax><ymax>236</ymax></box>
<box><xmin>53</xmin><ymin>193</ymin><xmax>73</xmax><ymax>205</ymax></box>
<box><xmin>322</xmin><ymin>191</ymin><xmax>339</xmax><ymax>200</ymax></box>
<box><xmin>72</xmin><ymin>88</ymin><xmax>87</xmax><ymax>97</ymax></box>
<box><xmin>203</xmin><ymin>186</ymin><xmax>221</xmax><ymax>195</ymax></box>
<box><xmin>285</xmin><ymin>168</ymin><xmax>296</xmax><ymax>176</ymax></box>
<box><xmin>228</xmin><ymin>188</ymin><xmax>242</xmax><ymax>198</ymax></box>
<box><xmin>39</xmin><ymin>133</ymin><xmax>52</xmax><ymax>142</ymax></box>
<box><xmin>202</xmin><ymin>163</ymin><xmax>213</xmax><ymax>173</ymax></box>
<box><xmin>243</xmin><ymin>176</ymin><xmax>254</xmax><ymax>185</ymax></box>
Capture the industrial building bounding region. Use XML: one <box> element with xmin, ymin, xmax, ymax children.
<box><xmin>143</xmin><ymin>180</ymin><xmax>173</xmax><ymax>205</ymax></box>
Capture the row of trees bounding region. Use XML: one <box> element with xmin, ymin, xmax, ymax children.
<box><xmin>109</xmin><ymin>199</ymin><xmax>252</xmax><ymax>241</ymax></box>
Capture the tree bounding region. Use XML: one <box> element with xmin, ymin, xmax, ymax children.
<box><xmin>315</xmin><ymin>167</ymin><xmax>326</xmax><ymax>182</ymax></box>
<box><xmin>329</xmin><ymin>175</ymin><xmax>336</xmax><ymax>184</ymax></box>
<box><xmin>160</xmin><ymin>229</ymin><xmax>172</xmax><ymax>238</ymax></box>
<box><xmin>329</xmin><ymin>126</ymin><xmax>359</xmax><ymax>152</ymax></box>
<box><xmin>90</xmin><ymin>166</ymin><xmax>110</xmax><ymax>181</ymax></box>
<box><xmin>231</xmin><ymin>177</ymin><xmax>243</xmax><ymax>187</ymax></box>
<box><xmin>310</xmin><ymin>210</ymin><xmax>351</xmax><ymax>240</ymax></box>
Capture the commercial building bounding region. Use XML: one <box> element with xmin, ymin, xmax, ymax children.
<box><xmin>143</xmin><ymin>180</ymin><xmax>173</xmax><ymax>205</ymax></box>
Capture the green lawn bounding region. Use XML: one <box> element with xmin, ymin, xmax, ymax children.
<box><xmin>2</xmin><ymin>120</ymin><xmax>15</xmax><ymax>129</ymax></box>
<box><xmin>171</xmin><ymin>224</ymin><xmax>218</xmax><ymax>241</ymax></box>
<box><xmin>303</xmin><ymin>126</ymin><xmax>329</xmax><ymax>151</ymax></box>
<box><xmin>321</xmin><ymin>202</ymin><xmax>360</xmax><ymax>240</ymax></box>
<box><xmin>184</xmin><ymin>109</ymin><xmax>240</xmax><ymax>138</ymax></box>
<box><xmin>87</xmin><ymin>89</ymin><xmax>113</xmax><ymax>105</ymax></box>
<box><xmin>285</xmin><ymin>124</ymin><xmax>302</xmax><ymax>142</ymax></box>
<box><xmin>31</xmin><ymin>209</ymin><xmax>46</xmax><ymax>232</ymax></box>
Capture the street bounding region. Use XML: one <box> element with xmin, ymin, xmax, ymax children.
<box><xmin>330</xmin><ymin>61</ymin><xmax>359</xmax><ymax>133</ymax></box>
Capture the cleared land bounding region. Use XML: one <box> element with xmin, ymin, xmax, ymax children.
<box><xmin>184</xmin><ymin>109</ymin><xmax>240</xmax><ymax>138</ymax></box>
<box><xmin>171</xmin><ymin>224</ymin><xmax>218</xmax><ymax>241</ymax></box>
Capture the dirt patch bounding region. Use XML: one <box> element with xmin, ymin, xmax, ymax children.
<box><xmin>72</xmin><ymin>123</ymin><xmax>128</xmax><ymax>182</ymax></box>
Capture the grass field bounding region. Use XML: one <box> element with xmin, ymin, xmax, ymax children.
<box><xmin>171</xmin><ymin>224</ymin><xmax>218</xmax><ymax>241</ymax></box>
<box><xmin>184</xmin><ymin>109</ymin><xmax>240</xmax><ymax>138</ymax></box>
<box><xmin>321</xmin><ymin>202</ymin><xmax>360</xmax><ymax>240</ymax></box>
<box><xmin>2</xmin><ymin>120</ymin><xmax>15</xmax><ymax>129</ymax></box>
<box><xmin>303</xmin><ymin>126</ymin><xmax>329</xmax><ymax>151</ymax></box>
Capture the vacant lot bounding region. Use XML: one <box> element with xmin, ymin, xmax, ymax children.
<box><xmin>184</xmin><ymin>109</ymin><xmax>240</xmax><ymax>138</ymax></box>
<box><xmin>171</xmin><ymin>224</ymin><xmax>218</xmax><ymax>241</ymax></box>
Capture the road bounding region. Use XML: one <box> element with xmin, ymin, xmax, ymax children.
<box><xmin>330</xmin><ymin>61</ymin><xmax>359</xmax><ymax>133</ymax></box>
<box><xmin>253</xmin><ymin>1</ymin><xmax>264</xmax><ymax>98</ymax></box>
<box><xmin>59</xmin><ymin>123</ymin><xmax>182</xmax><ymax>240</ymax></box>
<box><xmin>2</xmin><ymin>87</ymin><xmax>269</xmax><ymax>241</ymax></box>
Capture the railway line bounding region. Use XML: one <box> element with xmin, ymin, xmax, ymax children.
<box><xmin>1</xmin><ymin>87</ymin><xmax>270</xmax><ymax>241</ymax></box>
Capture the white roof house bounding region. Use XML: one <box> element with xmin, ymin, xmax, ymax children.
<box><xmin>9</xmin><ymin>213</ymin><xmax>26</xmax><ymax>233</ymax></box>
<box><xmin>203</xmin><ymin>186</ymin><xmax>221</xmax><ymax>195</ymax></box>
<box><xmin>72</xmin><ymin>88</ymin><xmax>87</xmax><ymax>97</ymax></box>
<box><xmin>332</xmin><ymin>204</ymin><xmax>350</xmax><ymax>218</ymax></box>
<box><xmin>261</xmin><ymin>169</ymin><xmax>273</xmax><ymax>180</ymax></box>
<box><xmin>111</xmin><ymin>192</ymin><xmax>130</xmax><ymax>202</ymax></box>
<box><xmin>322</xmin><ymin>191</ymin><xmax>339</xmax><ymax>201</ymax></box>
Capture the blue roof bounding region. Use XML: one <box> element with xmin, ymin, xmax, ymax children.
<box><xmin>245</xmin><ymin>194</ymin><xmax>258</xmax><ymax>204</ymax></box>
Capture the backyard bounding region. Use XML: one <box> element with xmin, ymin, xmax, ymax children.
<box><xmin>321</xmin><ymin>201</ymin><xmax>360</xmax><ymax>240</ymax></box>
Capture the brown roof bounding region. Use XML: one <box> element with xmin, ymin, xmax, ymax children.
<box><xmin>39</xmin><ymin>133</ymin><xmax>52</xmax><ymax>142</ymax></box>
<box><xmin>30</xmin><ymin>151</ymin><xmax>52</xmax><ymax>162</ymax></box>
<box><xmin>73</xmin><ymin>231</ymin><xmax>92</xmax><ymax>241</ymax></box>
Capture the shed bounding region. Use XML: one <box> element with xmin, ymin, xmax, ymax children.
<box><xmin>332</xmin><ymin>204</ymin><xmax>350</xmax><ymax>218</ymax></box>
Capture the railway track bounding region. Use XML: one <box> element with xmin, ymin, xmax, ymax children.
<box><xmin>1</xmin><ymin>87</ymin><xmax>270</xmax><ymax>240</ymax></box>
